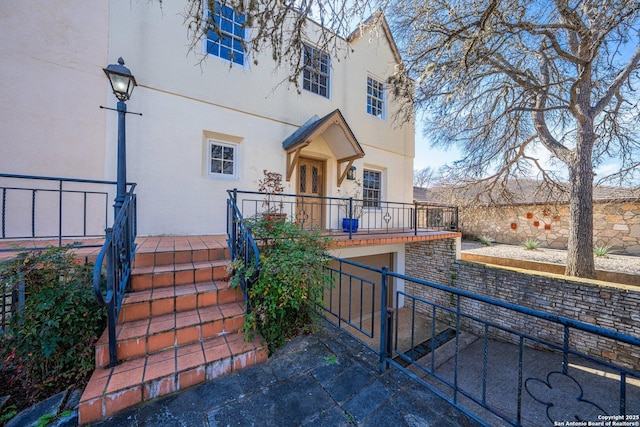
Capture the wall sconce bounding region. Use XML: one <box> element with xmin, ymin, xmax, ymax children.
<box><xmin>347</xmin><ymin>165</ymin><xmax>356</xmax><ymax>180</ymax></box>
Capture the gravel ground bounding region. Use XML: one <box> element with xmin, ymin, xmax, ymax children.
<box><xmin>461</xmin><ymin>241</ymin><xmax>640</xmax><ymax>276</ymax></box>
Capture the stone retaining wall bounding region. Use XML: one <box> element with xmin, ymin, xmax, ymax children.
<box><xmin>459</xmin><ymin>200</ymin><xmax>640</xmax><ymax>255</ymax></box>
<box><xmin>405</xmin><ymin>239</ymin><xmax>640</xmax><ymax>371</ymax></box>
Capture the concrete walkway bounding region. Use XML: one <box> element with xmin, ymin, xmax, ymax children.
<box><xmin>91</xmin><ymin>321</ymin><xmax>480</xmax><ymax>427</ymax></box>
<box><xmin>87</xmin><ymin>317</ymin><xmax>640</xmax><ymax>426</ymax></box>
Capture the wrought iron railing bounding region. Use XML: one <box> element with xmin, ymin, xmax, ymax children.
<box><xmin>230</xmin><ymin>189</ymin><xmax>458</xmax><ymax>238</ymax></box>
<box><xmin>321</xmin><ymin>259</ymin><xmax>640</xmax><ymax>426</ymax></box>
<box><xmin>92</xmin><ymin>185</ymin><xmax>137</xmax><ymax>367</ymax></box>
<box><xmin>226</xmin><ymin>189</ymin><xmax>260</xmax><ymax>311</ymax></box>
<box><xmin>0</xmin><ymin>173</ymin><xmax>124</xmax><ymax>250</ymax></box>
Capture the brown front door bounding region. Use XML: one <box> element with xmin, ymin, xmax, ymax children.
<box><xmin>297</xmin><ymin>157</ymin><xmax>324</xmax><ymax>229</ymax></box>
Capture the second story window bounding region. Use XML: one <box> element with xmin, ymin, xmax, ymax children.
<box><xmin>367</xmin><ymin>76</ymin><xmax>385</xmax><ymax>119</ymax></box>
<box><xmin>363</xmin><ymin>169</ymin><xmax>382</xmax><ymax>208</ymax></box>
<box><xmin>206</xmin><ymin>2</ymin><xmax>246</xmax><ymax>65</ymax></box>
<box><xmin>303</xmin><ymin>44</ymin><xmax>330</xmax><ymax>98</ymax></box>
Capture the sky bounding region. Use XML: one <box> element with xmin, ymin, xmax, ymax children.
<box><xmin>413</xmin><ymin>133</ymin><xmax>460</xmax><ymax>172</ymax></box>
<box><xmin>413</xmin><ymin>121</ymin><xmax>461</xmax><ymax>172</ymax></box>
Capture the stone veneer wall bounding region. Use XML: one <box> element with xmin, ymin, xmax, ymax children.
<box><xmin>459</xmin><ymin>200</ymin><xmax>640</xmax><ymax>254</ymax></box>
<box><xmin>405</xmin><ymin>239</ymin><xmax>640</xmax><ymax>370</ymax></box>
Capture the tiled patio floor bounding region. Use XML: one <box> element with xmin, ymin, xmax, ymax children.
<box><xmin>0</xmin><ymin>230</ymin><xmax>460</xmax><ymax>262</ymax></box>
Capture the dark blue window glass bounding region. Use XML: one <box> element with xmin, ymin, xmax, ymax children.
<box><xmin>206</xmin><ymin>2</ymin><xmax>246</xmax><ymax>65</ymax></box>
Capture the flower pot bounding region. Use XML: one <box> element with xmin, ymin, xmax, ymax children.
<box><xmin>342</xmin><ymin>218</ymin><xmax>359</xmax><ymax>233</ymax></box>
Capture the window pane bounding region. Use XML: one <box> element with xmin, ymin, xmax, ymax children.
<box><xmin>300</xmin><ymin>165</ymin><xmax>307</xmax><ymax>193</ymax></box>
<box><xmin>211</xmin><ymin>144</ymin><xmax>222</xmax><ymax>159</ymax></box>
<box><xmin>221</xmin><ymin>17</ymin><xmax>233</xmax><ymax>33</ymax></box>
<box><xmin>222</xmin><ymin>161</ymin><xmax>234</xmax><ymax>175</ymax></box>
<box><xmin>211</xmin><ymin>159</ymin><xmax>222</xmax><ymax>174</ymax></box>
<box><xmin>223</xmin><ymin>146</ymin><xmax>234</xmax><ymax>160</ymax></box>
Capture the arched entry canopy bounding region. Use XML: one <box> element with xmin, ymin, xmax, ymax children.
<box><xmin>282</xmin><ymin>109</ymin><xmax>365</xmax><ymax>187</ymax></box>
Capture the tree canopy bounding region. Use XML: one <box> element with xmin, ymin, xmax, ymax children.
<box><xmin>178</xmin><ymin>0</ymin><xmax>640</xmax><ymax>277</ymax></box>
<box><xmin>387</xmin><ymin>0</ymin><xmax>640</xmax><ymax>277</ymax></box>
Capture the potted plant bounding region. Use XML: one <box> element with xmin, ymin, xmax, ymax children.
<box><xmin>258</xmin><ymin>170</ymin><xmax>286</xmax><ymax>222</ymax></box>
<box><xmin>337</xmin><ymin>180</ymin><xmax>363</xmax><ymax>232</ymax></box>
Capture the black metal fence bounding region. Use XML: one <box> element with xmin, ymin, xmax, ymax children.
<box><xmin>0</xmin><ymin>173</ymin><xmax>124</xmax><ymax>250</ymax></box>
<box><xmin>320</xmin><ymin>259</ymin><xmax>640</xmax><ymax>426</ymax></box>
<box><xmin>230</xmin><ymin>189</ymin><xmax>458</xmax><ymax>238</ymax></box>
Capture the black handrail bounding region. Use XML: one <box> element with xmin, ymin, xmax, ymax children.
<box><xmin>226</xmin><ymin>189</ymin><xmax>260</xmax><ymax>313</ymax></box>
<box><xmin>92</xmin><ymin>184</ymin><xmax>137</xmax><ymax>367</ymax></box>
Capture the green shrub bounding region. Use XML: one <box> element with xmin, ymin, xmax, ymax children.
<box><xmin>230</xmin><ymin>216</ymin><xmax>332</xmax><ymax>354</ymax></box>
<box><xmin>523</xmin><ymin>238</ymin><xmax>540</xmax><ymax>250</ymax></box>
<box><xmin>477</xmin><ymin>235</ymin><xmax>495</xmax><ymax>246</ymax></box>
<box><xmin>593</xmin><ymin>244</ymin><xmax>612</xmax><ymax>257</ymax></box>
<box><xmin>0</xmin><ymin>246</ymin><xmax>106</xmax><ymax>403</ymax></box>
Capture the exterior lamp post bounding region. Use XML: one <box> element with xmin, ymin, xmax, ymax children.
<box><xmin>103</xmin><ymin>57</ymin><xmax>136</xmax><ymax>219</ymax></box>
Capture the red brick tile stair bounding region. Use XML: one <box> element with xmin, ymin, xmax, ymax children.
<box><xmin>77</xmin><ymin>240</ymin><xmax>267</xmax><ymax>424</ymax></box>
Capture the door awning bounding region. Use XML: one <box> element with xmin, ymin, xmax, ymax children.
<box><xmin>282</xmin><ymin>109</ymin><xmax>365</xmax><ymax>186</ymax></box>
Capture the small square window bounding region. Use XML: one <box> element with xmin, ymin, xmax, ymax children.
<box><xmin>367</xmin><ymin>76</ymin><xmax>385</xmax><ymax>119</ymax></box>
<box><xmin>208</xmin><ymin>140</ymin><xmax>238</xmax><ymax>179</ymax></box>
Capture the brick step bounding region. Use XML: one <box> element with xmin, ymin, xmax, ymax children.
<box><xmin>79</xmin><ymin>332</ymin><xmax>267</xmax><ymax>424</ymax></box>
<box><xmin>118</xmin><ymin>280</ymin><xmax>242</xmax><ymax>323</ymax></box>
<box><xmin>134</xmin><ymin>246</ymin><xmax>230</xmax><ymax>268</ymax></box>
<box><xmin>131</xmin><ymin>259</ymin><xmax>230</xmax><ymax>291</ymax></box>
<box><xmin>95</xmin><ymin>302</ymin><xmax>246</xmax><ymax>368</ymax></box>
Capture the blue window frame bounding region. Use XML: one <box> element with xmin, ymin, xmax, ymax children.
<box><xmin>206</xmin><ymin>2</ymin><xmax>246</xmax><ymax>65</ymax></box>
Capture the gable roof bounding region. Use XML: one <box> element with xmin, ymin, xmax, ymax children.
<box><xmin>282</xmin><ymin>109</ymin><xmax>365</xmax><ymax>184</ymax></box>
<box><xmin>282</xmin><ymin>109</ymin><xmax>365</xmax><ymax>161</ymax></box>
<box><xmin>346</xmin><ymin>11</ymin><xmax>403</xmax><ymax>65</ymax></box>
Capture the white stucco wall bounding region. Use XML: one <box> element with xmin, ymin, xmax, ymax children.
<box><xmin>1</xmin><ymin>1</ymin><xmax>414</xmax><ymax>237</ymax></box>
<box><xmin>0</xmin><ymin>1</ymin><xmax>110</xmax><ymax>179</ymax></box>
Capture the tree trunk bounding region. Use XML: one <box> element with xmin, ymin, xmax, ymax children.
<box><xmin>565</xmin><ymin>132</ymin><xmax>596</xmax><ymax>278</ymax></box>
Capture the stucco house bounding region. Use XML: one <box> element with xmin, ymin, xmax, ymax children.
<box><xmin>0</xmin><ymin>1</ymin><xmax>460</xmax><ymax>422</ymax></box>
<box><xmin>0</xmin><ymin>0</ymin><xmax>422</xmax><ymax>256</ymax></box>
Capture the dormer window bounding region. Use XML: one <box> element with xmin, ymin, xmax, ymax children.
<box><xmin>206</xmin><ymin>1</ymin><xmax>246</xmax><ymax>65</ymax></box>
<box><xmin>302</xmin><ymin>44</ymin><xmax>330</xmax><ymax>98</ymax></box>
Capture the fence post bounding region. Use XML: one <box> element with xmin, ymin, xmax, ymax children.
<box><xmin>348</xmin><ymin>197</ymin><xmax>353</xmax><ymax>240</ymax></box>
<box><xmin>379</xmin><ymin>265</ymin><xmax>389</xmax><ymax>372</ymax></box>
<box><xmin>2</xmin><ymin>188</ymin><xmax>6</xmax><ymax>239</ymax></box>
<box><xmin>413</xmin><ymin>202</ymin><xmax>418</xmax><ymax>236</ymax></box>
<box><xmin>58</xmin><ymin>180</ymin><xmax>63</xmax><ymax>247</ymax></box>
<box><xmin>229</xmin><ymin>189</ymin><xmax>238</xmax><ymax>260</ymax></box>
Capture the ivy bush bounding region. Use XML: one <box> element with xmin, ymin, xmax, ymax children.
<box><xmin>230</xmin><ymin>216</ymin><xmax>332</xmax><ymax>353</ymax></box>
<box><xmin>0</xmin><ymin>246</ymin><xmax>105</xmax><ymax>405</ymax></box>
